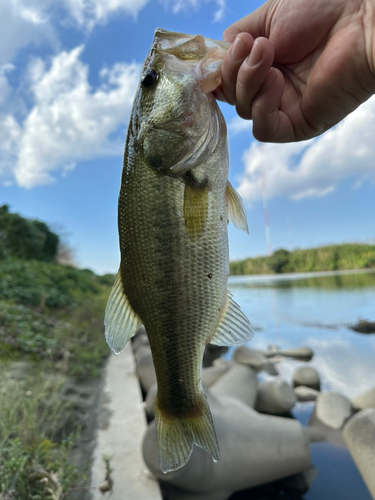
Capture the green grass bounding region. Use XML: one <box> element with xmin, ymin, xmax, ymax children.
<box><xmin>0</xmin><ymin>258</ymin><xmax>112</xmax><ymax>381</ymax></box>
<box><xmin>230</xmin><ymin>243</ymin><xmax>375</xmax><ymax>276</ymax></box>
<box><xmin>0</xmin><ymin>370</ymin><xmax>83</xmax><ymax>499</ymax></box>
<box><xmin>0</xmin><ymin>257</ymin><xmax>115</xmax><ymax>498</ymax></box>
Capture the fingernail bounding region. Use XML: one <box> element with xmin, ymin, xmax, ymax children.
<box><xmin>247</xmin><ymin>40</ymin><xmax>264</xmax><ymax>67</ymax></box>
<box><xmin>229</xmin><ymin>36</ymin><xmax>248</xmax><ymax>63</ymax></box>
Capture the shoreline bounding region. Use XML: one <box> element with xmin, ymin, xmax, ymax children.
<box><xmin>229</xmin><ymin>268</ymin><xmax>375</xmax><ymax>284</ymax></box>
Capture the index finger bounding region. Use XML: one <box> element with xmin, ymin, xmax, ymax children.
<box><xmin>223</xmin><ymin>3</ymin><xmax>269</xmax><ymax>43</ymax></box>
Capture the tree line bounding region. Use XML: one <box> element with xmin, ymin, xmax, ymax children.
<box><xmin>230</xmin><ymin>244</ymin><xmax>375</xmax><ymax>275</ymax></box>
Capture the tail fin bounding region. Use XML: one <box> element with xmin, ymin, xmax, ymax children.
<box><xmin>155</xmin><ymin>394</ymin><xmax>220</xmax><ymax>473</ymax></box>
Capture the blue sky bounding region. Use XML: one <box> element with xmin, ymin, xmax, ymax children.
<box><xmin>1</xmin><ymin>0</ymin><xmax>374</xmax><ymax>274</ymax></box>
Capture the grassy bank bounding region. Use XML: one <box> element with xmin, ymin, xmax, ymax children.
<box><xmin>0</xmin><ymin>257</ymin><xmax>113</xmax><ymax>499</ymax></box>
<box><xmin>229</xmin><ymin>244</ymin><xmax>375</xmax><ymax>276</ymax></box>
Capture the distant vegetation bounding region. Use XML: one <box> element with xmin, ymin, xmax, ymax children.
<box><xmin>0</xmin><ymin>204</ymin><xmax>59</xmax><ymax>261</ymax></box>
<box><xmin>0</xmin><ymin>206</ymin><xmax>114</xmax><ymax>498</ymax></box>
<box><xmin>230</xmin><ymin>244</ymin><xmax>375</xmax><ymax>276</ymax></box>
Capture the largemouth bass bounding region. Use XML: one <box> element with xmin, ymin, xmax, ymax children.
<box><xmin>105</xmin><ymin>28</ymin><xmax>253</xmax><ymax>473</ymax></box>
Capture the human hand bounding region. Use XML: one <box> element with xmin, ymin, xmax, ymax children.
<box><xmin>217</xmin><ymin>0</ymin><xmax>375</xmax><ymax>142</ymax></box>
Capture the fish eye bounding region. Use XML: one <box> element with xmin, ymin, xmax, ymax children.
<box><xmin>141</xmin><ymin>70</ymin><xmax>158</xmax><ymax>88</ymax></box>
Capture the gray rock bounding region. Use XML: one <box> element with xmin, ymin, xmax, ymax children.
<box><xmin>266</xmin><ymin>346</ymin><xmax>314</xmax><ymax>361</ymax></box>
<box><xmin>263</xmin><ymin>362</ymin><xmax>279</xmax><ymax>376</ymax></box>
<box><xmin>145</xmin><ymin>383</ymin><xmax>158</xmax><ymax>420</ymax></box>
<box><xmin>134</xmin><ymin>344</ymin><xmax>152</xmax><ymax>364</ymax></box>
<box><xmin>132</xmin><ymin>332</ymin><xmax>149</xmax><ymax>353</ymax></box>
<box><xmin>202</xmin><ymin>360</ymin><xmax>233</xmax><ymax>388</ymax></box>
<box><xmin>135</xmin><ymin>349</ymin><xmax>157</xmax><ymax>393</ymax></box>
<box><xmin>351</xmin><ymin>387</ymin><xmax>375</xmax><ymax>411</ymax></box>
<box><xmin>233</xmin><ymin>346</ymin><xmax>279</xmax><ymax>375</ymax></box>
<box><xmin>343</xmin><ymin>409</ymin><xmax>375</xmax><ymax>497</ymax></box>
<box><xmin>133</xmin><ymin>325</ymin><xmax>147</xmax><ymax>340</ymax></box>
<box><xmin>210</xmin><ymin>364</ymin><xmax>258</xmax><ymax>408</ymax></box>
<box><xmin>255</xmin><ymin>379</ymin><xmax>296</xmax><ymax>415</ymax></box>
<box><xmin>203</xmin><ymin>344</ymin><xmax>228</xmax><ymax>368</ymax></box>
<box><xmin>350</xmin><ymin>320</ymin><xmax>375</xmax><ymax>334</ymax></box>
<box><xmin>292</xmin><ymin>366</ymin><xmax>320</xmax><ymax>390</ymax></box>
<box><xmin>307</xmin><ymin>412</ymin><xmax>346</xmax><ymax>448</ymax></box>
<box><xmin>233</xmin><ymin>346</ymin><xmax>268</xmax><ymax>367</ymax></box>
<box><xmin>274</xmin><ymin>464</ymin><xmax>317</xmax><ymax>495</ymax></box>
<box><xmin>142</xmin><ymin>392</ymin><xmax>311</xmax><ymax>500</ymax></box>
<box><xmin>294</xmin><ymin>386</ymin><xmax>319</xmax><ymax>402</ymax></box>
<box><xmin>314</xmin><ymin>392</ymin><xmax>352</xmax><ymax>430</ymax></box>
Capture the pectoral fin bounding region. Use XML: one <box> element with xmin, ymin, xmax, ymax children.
<box><xmin>226</xmin><ymin>181</ymin><xmax>249</xmax><ymax>234</ymax></box>
<box><xmin>209</xmin><ymin>290</ymin><xmax>254</xmax><ymax>346</ymax></box>
<box><xmin>104</xmin><ymin>269</ymin><xmax>142</xmax><ymax>355</ymax></box>
<box><xmin>184</xmin><ymin>181</ymin><xmax>208</xmax><ymax>237</ymax></box>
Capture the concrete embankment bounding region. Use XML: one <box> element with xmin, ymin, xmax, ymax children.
<box><xmin>90</xmin><ymin>343</ymin><xmax>162</xmax><ymax>500</ymax></box>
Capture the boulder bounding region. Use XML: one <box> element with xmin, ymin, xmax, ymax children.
<box><xmin>132</xmin><ymin>332</ymin><xmax>149</xmax><ymax>353</ymax></box>
<box><xmin>145</xmin><ymin>383</ymin><xmax>158</xmax><ymax>420</ymax></box>
<box><xmin>255</xmin><ymin>379</ymin><xmax>296</xmax><ymax>415</ymax></box>
<box><xmin>203</xmin><ymin>344</ymin><xmax>228</xmax><ymax>368</ymax></box>
<box><xmin>134</xmin><ymin>348</ymin><xmax>157</xmax><ymax>393</ymax></box>
<box><xmin>313</xmin><ymin>392</ymin><xmax>352</xmax><ymax>430</ymax></box>
<box><xmin>350</xmin><ymin>320</ymin><xmax>375</xmax><ymax>334</ymax></box>
<box><xmin>306</xmin><ymin>413</ymin><xmax>346</xmax><ymax>448</ymax></box>
<box><xmin>142</xmin><ymin>392</ymin><xmax>311</xmax><ymax>500</ymax></box>
<box><xmin>133</xmin><ymin>325</ymin><xmax>147</xmax><ymax>340</ymax></box>
<box><xmin>210</xmin><ymin>364</ymin><xmax>258</xmax><ymax>408</ymax></box>
<box><xmin>351</xmin><ymin>387</ymin><xmax>375</xmax><ymax>411</ymax></box>
<box><xmin>266</xmin><ymin>346</ymin><xmax>314</xmax><ymax>361</ymax></box>
<box><xmin>202</xmin><ymin>359</ymin><xmax>233</xmax><ymax>388</ymax></box>
<box><xmin>233</xmin><ymin>346</ymin><xmax>279</xmax><ymax>375</ymax></box>
<box><xmin>343</xmin><ymin>409</ymin><xmax>375</xmax><ymax>498</ymax></box>
<box><xmin>292</xmin><ymin>366</ymin><xmax>320</xmax><ymax>391</ymax></box>
<box><xmin>274</xmin><ymin>464</ymin><xmax>317</xmax><ymax>495</ymax></box>
<box><xmin>134</xmin><ymin>344</ymin><xmax>152</xmax><ymax>364</ymax></box>
<box><xmin>294</xmin><ymin>386</ymin><xmax>319</xmax><ymax>402</ymax></box>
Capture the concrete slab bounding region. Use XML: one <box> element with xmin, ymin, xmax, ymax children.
<box><xmin>90</xmin><ymin>343</ymin><xmax>162</xmax><ymax>500</ymax></box>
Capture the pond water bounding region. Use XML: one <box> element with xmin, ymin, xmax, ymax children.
<box><xmin>227</xmin><ymin>269</ymin><xmax>375</xmax><ymax>500</ymax></box>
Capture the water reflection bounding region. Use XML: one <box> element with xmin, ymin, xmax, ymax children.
<box><xmin>227</xmin><ymin>270</ymin><xmax>375</xmax><ymax>500</ymax></box>
<box><xmin>228</xmin><ymin>269</ymin><xmax>375</xmax><ymax>397</ymax></box>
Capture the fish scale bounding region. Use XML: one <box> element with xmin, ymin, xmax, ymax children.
<box><xmin>104</xmin><ymin>28</ymin><xmax>253</xmax><ymax>473</ymax></box>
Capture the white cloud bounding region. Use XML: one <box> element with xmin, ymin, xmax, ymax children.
<box><xmin>63</xmin><ymin>0</ymin><xmax>149</xmax><ymax>30</ymax></box>
<box><xmin>161</xmin><ymin>0</ymin><xmax>226</xmax><ymax>22</ymax></box>
<box><xmin>228</xmin><ymin>116</ymin><xmax>252</xmax><ymax>136</ymax></box>
<box><xmin>0</xmin><ymin>0</ymin><xmax>58</xmax><ymax>67</ymax></box>
<box><xmin>237</xmin><ymin>96</ymin><xmax>375</xmax><ymax>202</ymax></box>
<box><xmin>4</xmin><ymin>46</ymin><xmax>140</xmax><ymax>188</ymax></box>
<box><xmin>0</xmin><ymin>115</ymin><xmax>22</xmax><ymax>182</ymax></box>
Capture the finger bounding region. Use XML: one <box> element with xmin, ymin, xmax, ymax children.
<box><xmin>212</xmin><ymin>84</ymin><xmax>225</xmax><ymax>102</ymax></box>
<box><xmin>223</xmin><ymin>3</ymin><xmax>269</xmax><ymax>43</ymax></box>
<box><xmin>251</xmin><ymin>68</ymin><xmax>296</xmax><ymax>143</ymax></box>
<box><xmin>235</xmin><ymin>37</ymin><xmax>274</xmax><ymax>120</ymax></box>
<box><xmin>221</xmin><ymin>33</ymin><xmax>254</xmax><ymax>105</ymax></box>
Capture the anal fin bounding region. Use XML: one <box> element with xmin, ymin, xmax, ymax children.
<box><xmin>104</xmin><ymin>269</ymin><xmax>142</xmax><ymax>355</ymax></box>
<box><xmin>209</xmin><ymin>290</ymin><xmax>254</xmax><ymax>346</ymax></box>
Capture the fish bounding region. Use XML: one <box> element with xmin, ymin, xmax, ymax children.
<box><xmin>104</xmin><ymin>28</ymin><xmax>253</xmax><ymax>474</ymax></box>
